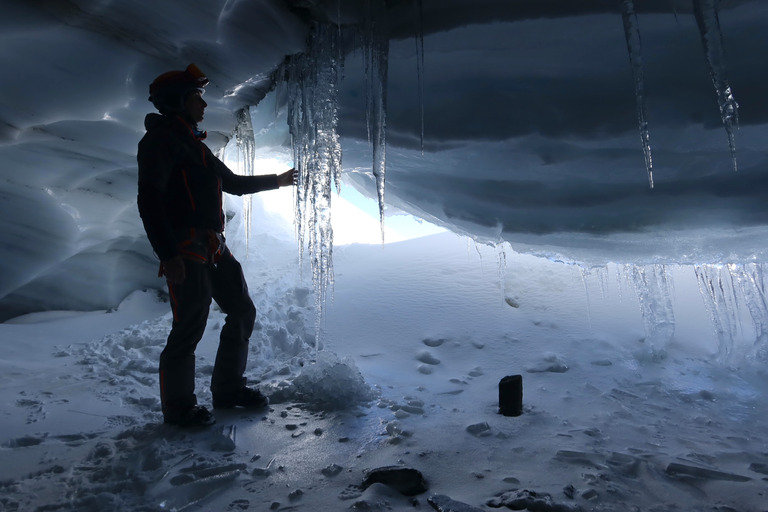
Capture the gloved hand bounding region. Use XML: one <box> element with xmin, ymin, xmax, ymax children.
<box><xmin>277</xmin><ymin>168</ymin><xmax>299</xmax><ymax>187</ymax></box>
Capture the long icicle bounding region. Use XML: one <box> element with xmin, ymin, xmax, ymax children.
<box><xmin>233</xmin><ymin>107</ymin><xmax>256</xmax><ymax>252</ymax></box>
<box><xmin>621</xmin><ymin>0</ymin><xmax>654</xmax><ymax>188</ymax></box>
<box><xmin>414</xmin><ymin>0</ymin><xmax>425</xmax><ymax>155</ymax></box>
<box><xmin>692</xmin><ymin>0</ymin><xmax>739</xmax><ymax>172</ymax></box>
<box><xmin>362</xmin><ymin>0</ymin><xmax>389</xmax><ymax>242</ymax></box>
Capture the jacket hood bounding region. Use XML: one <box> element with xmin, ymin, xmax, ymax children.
<box><xmin>144</xmin><ymin>113</ymin><xmax>170</xmax><ymax>131</ymax></box>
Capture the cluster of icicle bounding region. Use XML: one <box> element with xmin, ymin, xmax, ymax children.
<box><xmin>232</xmin><ymin>107</ymin><xmax>256</xmax><ymax>252</ymax></box>
<box><xmin>268</xmin><ymin>0</ymin><xmax>394</xmax><ymax>343</ymax></box>
<box><xmin>695</xmin><ymin>263</ymin><xmax>768</xmax><ymax>364</ymax></box>
<box><xmin>621</xmin><ymin>0</ymin><xmax>740</xmax><ymax>187</ymax></box>
<box><xmin>623</xmin><ymin>264</ymin><xmax>676</xmax><ymax>353</ymax></box>
<box><xmin>276</xmin><ymin>23</ymin><xmax>344</xmax><ymax>345</ymax></box>
<box><xmin>575</xmin><ymin>264</ymin><xmax>676</xmax><ymax>356</ymax></box>
<box><xmin>577</xmin><ymin>262</ymin><xmax>768</xmax><ymax>364</ymax></box>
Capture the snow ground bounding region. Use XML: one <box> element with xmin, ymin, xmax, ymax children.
<box><xmin>1</xmin><ymin>232</ymin><xmax>767</xmax><ymax>512</ymax></box>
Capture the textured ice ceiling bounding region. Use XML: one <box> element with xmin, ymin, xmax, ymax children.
<box><xmin>1</xmin><ymin>0</ymin><xmax>767</xmax><ymax>320</ymax></box>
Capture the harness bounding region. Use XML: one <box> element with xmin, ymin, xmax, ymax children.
<box><xmin>157</xmin><ymin>228</ymin><xmax>226</xmax><ymax>277</ymax></box>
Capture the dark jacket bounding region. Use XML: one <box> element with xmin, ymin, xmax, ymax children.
<box><xmin>137</xmin><ymin>113</ymin><xmax>279</xmax><ymax>261</ymax></box>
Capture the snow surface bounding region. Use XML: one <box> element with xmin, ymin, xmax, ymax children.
<box><xmin>1</xmin><ymin>201</ymin><xmax>767</xmax><ymax>511</ymax></box>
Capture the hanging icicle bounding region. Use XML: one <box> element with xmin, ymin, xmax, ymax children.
<box><xmin>278</xmin><ymin>23</ymin><xmax>344</xmax><ymax>347</ymax></box>
<box><xmin>692</xmin><ymin>0</ymin><xmax>739</xmax><ymax>172</ymax></box>
<box><xmin>414</xmin><ymin>0</ymin><xmax>425</xmax><ymax>155</ymax></box>
<box><xmin>233</xmin><ymin>107</ymin><xmax>256</xmax><ymax>251</ymax></box>
<box><xmin>629</xmin><ymin>264</ymin><xmax>676</xmax><ymax>355</ymax></box>
<box><xmin>620</xmin><ymin>0</ymin><xmax>654</xmax><ymax>188</ymax></box>
<box><xmin>732</xmin><ymin>263</ymin><xmax>768</xmax><ymax>360</ymax></box>
<box><xmin>695</xmin><ymin>263</ymin><xmax>768</xmax><ymax>363</ymax></box>
<box><xmin>361</xmin><ymin>0</ymin><xmax>389</xmax><ymax>241</ymax></box>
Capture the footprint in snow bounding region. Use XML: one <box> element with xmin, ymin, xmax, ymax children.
<box><xmin>467</xmin><ymin>367</ymin><xmax>484</xmax><ymax>377</ymax></box>
<box><xmin>421</xmin><ymin>338</ymin><xmax>445</xmax><ymax>347</ymax></box>
<box><xmin>416</xmin><ymin>350</ymin><xmax>441</xmax><ymax>365</ymax></box>
<box><xmin>16</xmin><ymin>396</ymin><xmax>45</xmax><ymax>424</ymax></box>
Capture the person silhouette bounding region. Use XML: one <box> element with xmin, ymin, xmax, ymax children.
<box><xmin>137</xmin><ymin>64</ymin><xmax>297</xmax><ymax>426</ymax></box>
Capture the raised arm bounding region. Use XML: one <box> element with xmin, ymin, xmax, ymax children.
<box><xmin>212</xmin><ymin>153</ymin><xmax>297</xmax><ymax>195</ymax></box>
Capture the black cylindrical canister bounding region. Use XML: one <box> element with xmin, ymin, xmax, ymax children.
<box><xmin>499</xmin><ymin>374</ymin><xmax>523</xmax><ymax>416</ymax></box>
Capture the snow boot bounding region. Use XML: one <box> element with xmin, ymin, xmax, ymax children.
<box><xmin>164</xmin><ymin>405</ymin><xmax>216</xmax><ymax>427</ymax></box>
<box><xmin>212</xmin><ymin>386</ymin><xmax>269</xmax><ymax>409</ymax></box>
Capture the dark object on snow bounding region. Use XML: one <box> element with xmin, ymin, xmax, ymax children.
<box><xmin>362</xmin><ymin>466</ymin><xmax>428</xmax><ymax>496</ymax></box>
<box><xmin>499</xmin><ymin>374</ymin><xmax>523</xmax><ymax>416</ymax></box>
<box><xmin>428</xmin><ymin>494</ymin><xmax>486</xmax><ymax>512</ymax></box>
<box><xmin>487</xmin><ymin>489</ymin><xmax>585</xmax><ymax>512</ymax></box>
<box><xmin>213</xmin><ymin>386</ymin><xmax>269</xmax><ymax>409</ymax></box>
<box><xmin>466</xmin><ymin>422</ymin><xmax>492</xmax><ymax>437</ymax></box>
<box><xmin>163</xmin><ymin>404</ymin><xmax>216</xmax><ymax>427</ymax></box>
<box><xmin>666</xmin><ymin>462</ymin><xmax>751</xmax><ymax>482</ymax></box>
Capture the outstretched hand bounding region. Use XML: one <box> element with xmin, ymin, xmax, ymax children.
<box><xmin>277</xmin><ymin>168</ymin><xmax>298</xmax><ymax>187</ymax></box>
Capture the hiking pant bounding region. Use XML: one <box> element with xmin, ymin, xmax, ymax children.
<box><xmin>159</xmin><ymin>248</ymin><xmax>256</xmax><ymax>419</ymax></box>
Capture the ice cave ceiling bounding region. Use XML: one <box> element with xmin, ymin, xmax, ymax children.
<box><xmin>1</xmin><ymin>0</ymin><xmax>767</xmax><ymax>319</ymax></box>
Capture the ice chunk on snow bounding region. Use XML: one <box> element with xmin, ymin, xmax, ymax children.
<box><xmin>290</xmin><ymin>352</ymin><xmax>377</xmax><ymax>410</ymax></box>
